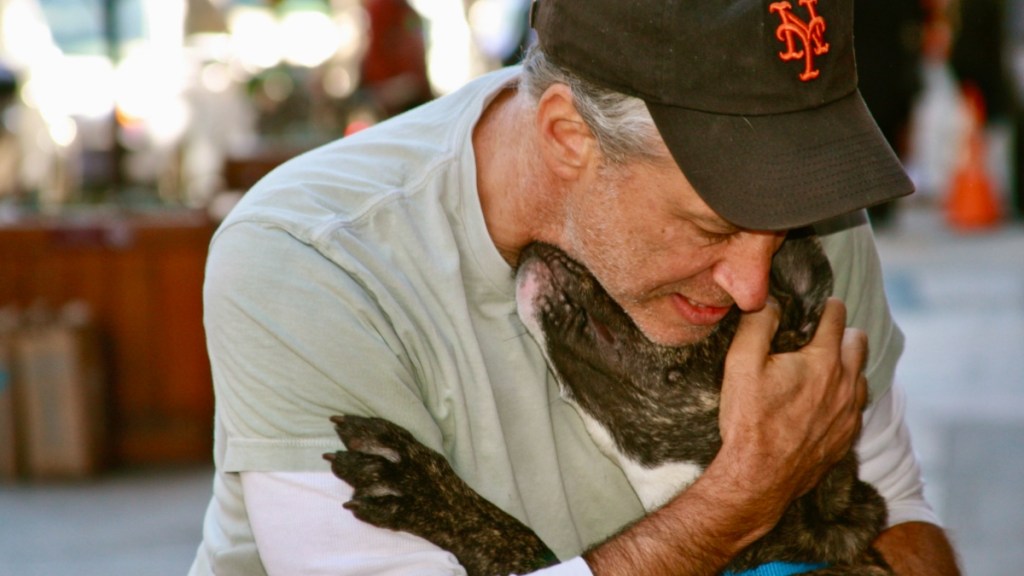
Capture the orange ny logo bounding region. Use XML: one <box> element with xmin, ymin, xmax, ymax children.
<box><xmin>769</xmin><ymin>0</ymin><xmax>830</xmax><ymax>81</ymax></box>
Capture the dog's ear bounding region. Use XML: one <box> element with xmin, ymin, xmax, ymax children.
<box><xmin>768</xmin><ymin>234</ymin><xmax>833</xmax><ymax>353</ymax></box>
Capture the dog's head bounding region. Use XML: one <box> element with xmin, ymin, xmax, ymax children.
<box><xmin>514</xmin><ymin>234</ymin><xmax>834</xmax><ymax>397</ymax></box>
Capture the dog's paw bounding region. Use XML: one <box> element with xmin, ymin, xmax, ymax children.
<box><xmin>324</xmin><ymin>415</ymin><xmax>559</xmax><ymax>576</ymax></box>
<box><xmin>324</xmin><ymin>414</ymin><xmax>455</xmax><ymax>532</ymax></box>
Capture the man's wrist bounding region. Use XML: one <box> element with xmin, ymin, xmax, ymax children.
<box><xmin>688</xmin><ymin>455</ymin><xmax>788</xmax><ymax>548</ymax></box>
<box><xmin>582</xmin><ymin>457</ymin><xmax>787</xmax><ymax>576</ymax></box>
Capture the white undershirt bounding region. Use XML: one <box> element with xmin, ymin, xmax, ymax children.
<box><xmin>241</xmin><ymin>381</ymin><xmax>937</xmax><ymax>576</ymax></box>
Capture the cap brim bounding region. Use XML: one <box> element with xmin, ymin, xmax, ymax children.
<box><xmin>646</xmin><ymin>90</ymin><xmax>914</xmax><ymax>231</ymax></box>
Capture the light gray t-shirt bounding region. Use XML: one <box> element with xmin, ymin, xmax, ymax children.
<box><xmin>189</xmin><ymin>67</ymin><xmax>905</xmax><ymax>575</ymax></box>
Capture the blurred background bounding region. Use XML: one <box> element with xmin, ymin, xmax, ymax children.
<box><xmin>0</xmin><ymin>0</ymin><xmax>1021</xmax><ymax>574</ymax></box>
<box><xmin>0</xmin><ymin>0</ymin><xmax>534</xmax><ymax>214</ymax></box>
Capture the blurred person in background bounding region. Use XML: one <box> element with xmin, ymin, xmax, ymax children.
<box><xmin>190</xmin><ymin>0</ymin><xmax>961</xmax><ymax>575</ymax></box>
<box><xmin>357</xmin><ymin>0</ymin><xmax>433</xmax><ymax>119</ymax></box>
<box><xmin>0</xmin><ymin>63</ymin><xmax>20</xmax><ymax>200</ymax></box>
<box><xmin>1007</xmin><ymin>0</ymin><xmax>1024</xmax><ymax>218</ymax></box>
<box><xmin>948</xmin><ymin>0</ymin><xmax>1022</xmax><ymax>218</ymax></box>
<box><xmin>949</xmin><ymin>0</ymin><xmax>1010</xmax><ymax>125</ymax></box>
<box><xmin>854</xmin><ymin>0</ymin><xmax>926</xmax><ymax>229</ymax></box>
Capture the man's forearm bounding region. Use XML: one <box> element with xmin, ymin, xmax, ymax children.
<box><xmin>874</xmin><ymin>521</ymin><xmax>960</xmax><ymax>576</ymax></box>
<box><xmin>583</xmin><ymin>460</ymin><xmax>785</xmax><ymax>576</ymax></box>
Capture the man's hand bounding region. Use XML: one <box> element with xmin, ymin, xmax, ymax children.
<box><xmin>584</xmin><ymin>297</ymin><xmax>870</xmax><ymax>575</ymax></box>
<box><xmin>718</xmin><ymin>296</ymin><xmax>869</xmax><ymax>510</ymax></box>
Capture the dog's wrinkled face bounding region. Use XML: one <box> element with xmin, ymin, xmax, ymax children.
<box><xmin>515</xmin><ymin>234</ymin><xmax>834</xmax><ymax>392</ymax></box>
<box><xmin>514</xmin><ymin>234</ymin><xmax>834</xmax><ymax>471</ymax></box>
<box><xmin>516</xmin><ymin>242</ymin><xmax>709</xmax><ymax>398</ymax></box>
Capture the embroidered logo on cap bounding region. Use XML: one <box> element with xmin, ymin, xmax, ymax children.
<box><xmin>770</xmin><ymin>0</ymin><xmax>830</xmax><ymax>81</ymax></box>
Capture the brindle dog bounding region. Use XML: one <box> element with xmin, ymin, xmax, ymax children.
<box><xmin>325</xmin><ymin>232</ymin><xmax>891</xmax><ymax>576</ymax></box>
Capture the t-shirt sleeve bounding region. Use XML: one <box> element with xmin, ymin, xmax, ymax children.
<box><xmin>857</xmin><ymin>383</ymin><xmax>940</xmax><ymax>527</ymax></box>
<box><xmin>204</xmin><ymin>220</ymin><xmax>446</xmax><ymax>471</ymax></box>
<box><xmin>818</xmin><ymin>212</ymin><xmax>939</xmax><ymax>526</ymax></box>
<box><xmin>818</xmin><ymin>212</ymin><xmax>904</xmax><ymax>401</ymax></box>
<box><xmin>241</xmin><ymin>470</ymin><xmax>599</xmax><ymax>576</ymax></box>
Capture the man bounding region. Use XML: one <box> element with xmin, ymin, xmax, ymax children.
<box><xmin>189</xmin><ymin>0</ymin><xmax>961</xmax><ymax>574</ymax></box>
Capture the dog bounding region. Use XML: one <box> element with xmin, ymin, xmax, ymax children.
<box><xmin>325</xmin><ymin>232</ymin><xmax>891</xmax><ymax>576</ymax></box>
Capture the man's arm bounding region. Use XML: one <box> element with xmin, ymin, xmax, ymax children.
<box><xmin>242</xmin><ymin>470</ymin><xmax>597</xmax><ymax>576</ymax></box>
<box><xmin>857</xmin><ymin>398</ymin><xmax>963</xmax><ymax>576</ymax></box>
<box><xmin>585</xmin><ymin>298</ymin><xmax>869</xmax><ymax>575</ymax></box>
<box><xmin>875</xmin><ymin>522</ymin><xmax>960</xmax><ymax>575</ymax></box>
<box><xmin>854</xmin><ymin>360</ymin><xmax>960</xmax><ymax>575</ymax></box>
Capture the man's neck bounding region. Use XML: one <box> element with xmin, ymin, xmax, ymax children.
<box><xmin>473</xmin><ymin>85</ymin><xmax>557</xmax><ymax>268</ymax></box>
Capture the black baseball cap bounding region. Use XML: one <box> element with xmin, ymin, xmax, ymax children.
<box><xmin>530</xmin><ymin>0</ymin><xmax>914</xmax><ymax>230</ymax></box>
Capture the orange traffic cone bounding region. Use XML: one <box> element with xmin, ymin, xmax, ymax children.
<box><xmin>945</xmin><ymin>84</ymin><xmax>1002</xmax><ymax>231</ymax></box>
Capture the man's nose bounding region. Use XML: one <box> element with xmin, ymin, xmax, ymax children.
<box><xmin>712</xmin><ymin>232</ymin><xmax>784</xmax><ymax>312</ymax></box>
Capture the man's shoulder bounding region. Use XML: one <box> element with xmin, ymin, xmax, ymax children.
<box><xmin>216</xmin><ymin>67</ymin><xmax>522</xmax><ymax>244</ymax></box>
<box><xmin>815</xmin><ymin>209</ymin><xmax>874</xmax><ymax>268</ymax></box>
<box><xmin>814</xmin><ymin>209</ymin><xmax>901</xmax><ymax>399</ymax></box>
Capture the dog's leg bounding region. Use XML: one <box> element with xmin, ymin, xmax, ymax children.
<box><xmin>803</xmin><ymin>547</ymin><xmax>893</xmax><ymax>575</ymax></box>
<box><xmin>324</xmin><ymin>415</ymin><xmax>559</xmax><ymax>576</ymax></box>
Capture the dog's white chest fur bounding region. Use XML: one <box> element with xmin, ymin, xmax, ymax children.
<box><xmin>575</xmin><ymin>408</ymin><xmax>704</xmax><ymax>511</ymax></box>
<box><xmin>517</xmin><ymin>278</ymin><xmax>702</xmax><ymax>512</ymax></box>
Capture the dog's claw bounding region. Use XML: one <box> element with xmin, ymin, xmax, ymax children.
<box><xmin>326</xmin><ymin>414</ymin><xmax>558</xmax><ymax>576</ymax></box>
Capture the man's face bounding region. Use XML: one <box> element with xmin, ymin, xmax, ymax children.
<box><xmin>559</xmin><ymin>152</ymin><xmax>786</xmax><ymax>346</ymax></box>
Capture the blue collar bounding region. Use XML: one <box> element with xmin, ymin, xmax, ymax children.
<box><xmin>722</xmin><ymin>561</ymin><xmax>828</xmax><ymax>576</ymax></box>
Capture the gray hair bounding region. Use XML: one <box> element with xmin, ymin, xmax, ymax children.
<box><xmin>519</xmin><ymin>45</ymin><xmax>665</xmax><ymax>165</ymax></box>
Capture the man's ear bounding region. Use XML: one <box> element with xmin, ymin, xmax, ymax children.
<box><xmin>535</xmin><ymin>84</ymin><xmax>596</xmax><ymax>181</ymax></box>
